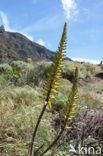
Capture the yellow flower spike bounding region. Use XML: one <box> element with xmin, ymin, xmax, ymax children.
<box><xmin>56</xmin><ymin>73</ymin><xmax>61</xmax><ymax>77</ymax></box>
<box><xmin>62</xmin><ymin>54</ymin><xmax>66</xmax><ymax>56</ymax></box>
<box><xmin>30</xmin><ymin>22</ymin><xmax>68</xmax><ymax>156</ymax></box>
<box><xmin>43</xmin><ymin>87</ymin><xmax>49</xmax><ymax>91</ymax></box>
<box><xmin>70</xmin><ymin>116</ymin><xmax>74</xmax><ymax>118</ymax></box>
<box><xmin>57</xmin><ymin>69</ymin><xmax>61</xmax><ymax>72</ymax></box>
<box><xmin>50</xmin><ymin>95</ymin><xmax>55</xmax><ymax>100</ymax></box>
<box><xmin>68</xmin><ymin>117</ymin><xmax>73</xmax><ymax>120</ymax></box>
<box><xmin>39</xmin><ymin>95</ymin><xmax>44</xmax><ymax>99</ymax></box>
<box><xmin>42</xmin><ymin>22</ymin><xmax>67</xmax><ymax>109</ymax></box>
<box><xmin>72</xmin><ymin>104</ymin><xmax>76</xmax><ymax>106</ymax></box>
<box><xmin>51</xmin><ymin>89</ymin><xmax>57</xmax><ymax>94</ymax></box>
<box><xmin>64</xmin><ymin>115</ymin><xmax>67</xmax><ymax>118</ymax></box>
<box><xmin>71</xmin><ymin>108</ymin><xmax>75</xmax><ymax>112</ymax></box>
<box><xmin>63</xmin><ymin>67</ymin><xmax>78</xmax><ymax>129</ymax></box>
<box><xmin>53</xmin><ymin>85</ymin><xmax>58</xmax><ymax>89</ymax></box>
<box><xmin>69</xmin><ymin>112</ymin><xmax>75</xmax><ymax>115</ymax></box>
<box><xmin>44</xmin><ymin>101</ymin><xmax>47</xmax><ymax>105</ymax></box>
<box><xmin>48</xmin><ymin>102</ymin><xmax>51</xmax><ymax>109</ymax></box>
<box><xmin>55</xmin><ymin>77</ymin><xmax>60</xmax><ymax>81</ymax></box>
<box><xmin>65</xmin><ymin>127</ymin><xmax>72</xmax><ymax>130</ymax></box>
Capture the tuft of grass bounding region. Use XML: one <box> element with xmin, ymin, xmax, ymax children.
<box><xmin>78</xmin><ymin>89</ymin><xmax>103</xmax><ymax>109</ymax></box>
<box><xmin>101</xmin><ymin>64</ymin><xmax>103</xmax><ymax>70</ymax></box>
<box><xmin>0</xmin><ymin>75</ymin><xmax>11</xmax><ymax>91</ymax></box>
<box><xmin>0</xmin><ymin>86</ymin><xmax>55</xmax><ymax>155</ymax></box>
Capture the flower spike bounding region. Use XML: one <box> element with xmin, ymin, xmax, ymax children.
<box><xmin>42</xmin><ymin>22</ymin><xmax>67</xmax><ymax>109</ymax></box>
<box><xmin>63</xmin><ymin>67</ymin><xmax>78</xmax><ymax>128</ymax></box>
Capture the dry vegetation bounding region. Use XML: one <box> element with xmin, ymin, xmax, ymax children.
<box><xmin>0</xmin><ymin>60</ymin><xmax>103</xmax><ymax>155</ymax></box>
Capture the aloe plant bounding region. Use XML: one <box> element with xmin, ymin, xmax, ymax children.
<box><xmin>30</xmin><ymin>22</ymin><xmax>78</xmax><ymax>156</ymax></box>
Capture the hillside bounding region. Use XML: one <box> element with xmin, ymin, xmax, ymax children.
<box><xmin>0</xmin><ymin>25</ymin><xmax>72</xmax><ymax>63</ymax></box>
<box><xmin>0</xmin><ymin>60</ymin><xmax>103</xmax><ymax>155</ymax></box>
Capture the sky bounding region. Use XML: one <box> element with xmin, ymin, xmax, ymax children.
<box><xmin>0</xmin><ymin>0</ymin><xmax>103</xmax><ymax>64</ymax></box>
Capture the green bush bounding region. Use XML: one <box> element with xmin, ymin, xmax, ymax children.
<box><xmin>24</xmin><ymin>61</ymin><xmax>51</xmax><ymax>86</ymax></box>
<box><xmin>62</xmin><ymin>61</ymin><xmax>96</xmax><ymax>81</ymax></box>
<box><xmin>0</xmin><ymin>62</ymin><xmax>24</xmax><ymax>84</ymax></box>
<box><xmin>0</xmin><ymin>63</ymin><xmax>12</xmax><ymax>73</ymax></box>
<box><xmin>0</xmin><ymin>61</ymin><xmax>51</xmax><ymax>87</ymax></box>
<box><xmin>0</xmin><ymin>61</ymin><xmax>96</xmax><ymax>87</ymax></box>
<box><xmin>6</xmin><ymin>69</ymin><xmax>22</xmax><ymax>84</ymax></box>
<box><xmin>11</xmin><ymin>61</ymin><xmax>34</xmax><ymax>73</ymax></box>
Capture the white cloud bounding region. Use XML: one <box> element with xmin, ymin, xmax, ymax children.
<box><xmin>37</xmin><ymin>39</ymin><xmax>51</xmax><ymax>48</ymax></box>
<box><xmin>0</xmin><ymin>10</ymin><xmax>11</xmax><ymax>31</ymax></box>
<box><xmin>61</xmin><ymin>0</ymin><xmax>78</xmax><ymax>19</ymax></box>
<box><xmin>71</xmin><ymin>57</ymin><xmax>100</xmax><ymax>64</ymax></box>
<box><xmin>37</xmin><ymin>39</ymin><xmax>45</xmax><ymax>46</ymax></box>
<box><xmin>0</xmin><ymin>10</ymin><xmax>33</xmax><ymax>41</ymax></box>
<box><xmin>22</xmin><ymin>33</ymin><xmax>34</xmax><ymax>41</ymax></box>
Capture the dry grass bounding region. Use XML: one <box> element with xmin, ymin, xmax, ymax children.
<box><xmin>0</xmin><ymin>86</ymin><xmax>55</xmax><ymax>155</ymax></box>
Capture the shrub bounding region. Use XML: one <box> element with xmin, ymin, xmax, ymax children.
<box><xmin>62</xmin><ymin>61</ymin><xmax>96</xmax><ymax>81</ymax></box>
<box><xmin>0</xmin><ymin>63</ymin><xmax>12</xmax><ymax>73</ymax></box>
<box><xmin>62</xmin><ymin>61</ymin><xmax>76</xmax><ymax>82</ymax></box>
<box><xmin>11</xmin><ymin>61</ymin><xmax>34</xmax><ymax>73</ymax></box>
<box><xmin>24</xmin><ymin>61</ymin><xmax>51</xmax><ymax>86</ymax></box>
<box><xmin>66</xmin><ymin>106</ymin><xmax>103</xmax><ymax>147</ymax></box>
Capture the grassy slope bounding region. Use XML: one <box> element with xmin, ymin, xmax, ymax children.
<box><xmin>0</xmin><ymin>61</ymin><xmax>103</xmax><ymax>155</ymax></box>
<box><xmin>0</xmin><ymin>86</ymin><xmax>55</xmax><ymax>155</ymax></box>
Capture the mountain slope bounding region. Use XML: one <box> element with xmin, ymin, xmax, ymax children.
<box><xmin>0</xmin><ymin>25</ymin><xmax>72</xmax><ymax>63</ymax></box>
<box><xmin>0</xmin><ymin>26</ymin><xmax>54</xmax><ymax>63</ymax></box>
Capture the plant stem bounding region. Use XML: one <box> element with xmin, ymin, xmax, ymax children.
<box><xmin>40</xmin><ymin>129</ymin><xmax>64</xmax><ymax>156</ymax></box>
<box><xmin>39</xmin><ymin>117</ymin><xmax>68</xmax><ymax>156</ymax></box>
<box><xmin>34</xmin><ymin>144</ymin><xmax>44</xmax><ymax>156</ymax></box>
<box><xmin>30</xmin><ymin>104</ymin><xmax>47</xmax><ymax>156</ymax></box>
<box><xmin>51</xmin><ymin>143</ymin><xmax>63</xmax><ymax>156</ymax></box>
